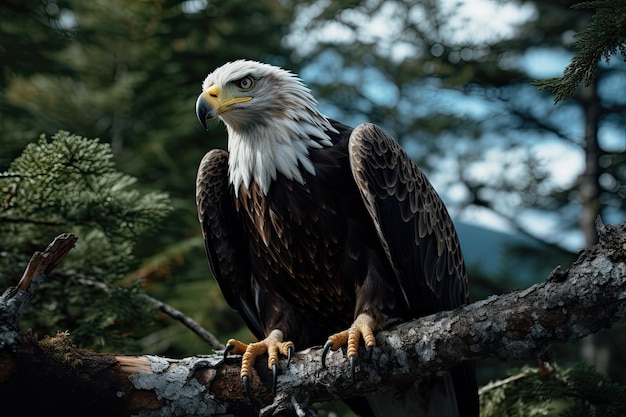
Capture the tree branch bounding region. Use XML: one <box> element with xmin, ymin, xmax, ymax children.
<box><xmin>1</xmin><ymin>221</ymin><xmax>625</xmax><ymax>416</ymax></box>
<box><xmin>0</xmin><ymin>233</ymin><xmax>77</xmax><ymax>350</ymax></box>
<box><xmin>62</xmin><ymin>271</ymin><xmax>226</xmax><ymax>350</ymax></box>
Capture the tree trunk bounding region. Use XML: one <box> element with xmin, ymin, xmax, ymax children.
<box><xmin>579</xmin><ymin>77</ymin><xmax>601</xmax><ymax>248</ymax></box>
<box><xmin>578</xmin><ymin>76</ymin><xmax>609</xmax><ymax>373</ymax></box>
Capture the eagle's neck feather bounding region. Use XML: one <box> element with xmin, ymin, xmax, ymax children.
<box><xmin>227</xmin><ymin>115</ymin><xmax>335</xmax><ymax>197</ymax></box>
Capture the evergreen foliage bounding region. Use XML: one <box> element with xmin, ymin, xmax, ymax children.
<box><xmin>480</xmin><ymin>363</ymin><xmax>626</xmax><ymax>417</ymax></box>
<box><xmin>0</xmin><ymin>130</ymin><xmax>171</xmax><ymax>350</ymax></box>
<box><xmin>533</xmin><ymin>0</ymin><xmax>626</xmax><ymax>102</ymax></box>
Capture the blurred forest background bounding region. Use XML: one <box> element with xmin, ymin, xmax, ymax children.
<box><xmin>1</xmin><ymin>0</ymin><xmax>625</xmax><ymax>415</ymax></box>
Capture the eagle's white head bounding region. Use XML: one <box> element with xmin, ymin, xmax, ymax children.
<box><xmin>196</xmin><ymin>60</ymin><xmax>336</xmax><ymax>196</ymax></box>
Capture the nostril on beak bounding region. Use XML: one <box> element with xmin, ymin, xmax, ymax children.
<box><xmin>206</xmin><ymin>85</ymin><xmax>220</xmax><ymax>98</ymax></box>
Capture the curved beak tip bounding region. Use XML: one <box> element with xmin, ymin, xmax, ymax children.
<box><xmin>195</xmin><ymin>94</ymin><xmax>210</xmax><ymax>130</ymax></box>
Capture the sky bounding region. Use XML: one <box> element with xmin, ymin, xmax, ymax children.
<box><xmin>287</xmin><ymin>0</ymin><xmax>536</xmax><ymax>57</ymax></box>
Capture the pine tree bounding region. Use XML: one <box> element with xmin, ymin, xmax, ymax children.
<box><xmin>480</xmin><ymin>363</ymin><xmax>626</xmax><ymax>417</ymax></box>
<box><xmin>0</xmin><ymin>130</ymin><xmax>170</xmax><ymax>351</ymax></box>
<box><xmin>533</xmin><ymin>0</ymin><xmax>626</xmax><ymax>103</ymax></box>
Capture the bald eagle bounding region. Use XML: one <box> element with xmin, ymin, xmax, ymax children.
<box><xmin>195</xmin><ymin>59</ymin><xmax>478</xmax><ymax>417</ymax></box>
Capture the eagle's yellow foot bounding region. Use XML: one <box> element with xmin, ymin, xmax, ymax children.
<box><xmin>224</xmin><ymin>329</ymin><xmax>294</xmax><ymax>395</ymax></box>
<box><xmin>322</xmin><ymin>313</ymin><xmax>377</xmax><ymax>379</ymax></box>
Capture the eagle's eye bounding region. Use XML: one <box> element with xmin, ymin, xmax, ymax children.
<box><xmin>236</xmin><ymin>76</ymin><xmax>254</xmax><ymax>90</ymax></box>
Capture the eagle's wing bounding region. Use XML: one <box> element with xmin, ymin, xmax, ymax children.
<box><xmin>348</xmin><ymin>123</ymin><xmax>468</xmax><ymax>314</ymax></box>
<box><xmin>196</xmin><ymin>149</ymin><xmax>264</xmax><ymax>339</ymax></box>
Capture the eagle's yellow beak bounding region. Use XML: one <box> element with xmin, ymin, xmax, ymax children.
<box><xmin>195</xmin><ymin>85</ymin><xmax>252</xmax><ymax>130</ymax></box>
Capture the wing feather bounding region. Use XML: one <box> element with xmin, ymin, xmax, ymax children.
<box><xmin>348</xmin><ymin>123</ymin><xmax>468</xmax><ymax>314</ymax></box>
<box><xmin>196</xmin><ymin>149</ymin><xmax>264</xmax><ymax>338</ymax></box>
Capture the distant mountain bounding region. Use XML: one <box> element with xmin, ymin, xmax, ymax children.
<box><xmin>454</xmin><ymin>221</ymin><xmax>558</xmax><ymax>288</ymax></box>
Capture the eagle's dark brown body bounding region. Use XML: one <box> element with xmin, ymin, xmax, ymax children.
<box><xmin>239</xmin><ymin>122</ymin><xmax>405</xmax><ymax>341</ymax></box>
<box><xmin>197</xmin><ymin>121</ymin><xmax>477</xmax><ymax>417</ymax></box>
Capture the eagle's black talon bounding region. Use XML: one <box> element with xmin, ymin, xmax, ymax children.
<box><xmin>366</xmin><ymin>346</ymin><xmax>373</xmax><ymax>361</ymax></box>
<box><xmin>271</xmin><ymin>363</ymin><xmax>278</xmax><ymax>394</ymax></box>
<box><xmin>322</xmin><ymin>340</ymin><xmax>333</xmax><ymax>368</ymax></box>
<box><xmin>287</xmin><ymin>345</ymin><xmax>293</xmax><ymax>367</ymax></box>
<box><xmin>223</xmin><ymin>343</ymin><xmax>235</xmax><ymax>360</ymax></box>
<box><xmin>243</xmin><ymin>375</ymin><xmax>254</xmax><ymax>400</ymax></box>
<box><xmin>350</xmin><ymin>356</ymin><xmax>356</xmax><ymax>380</ymax></box>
